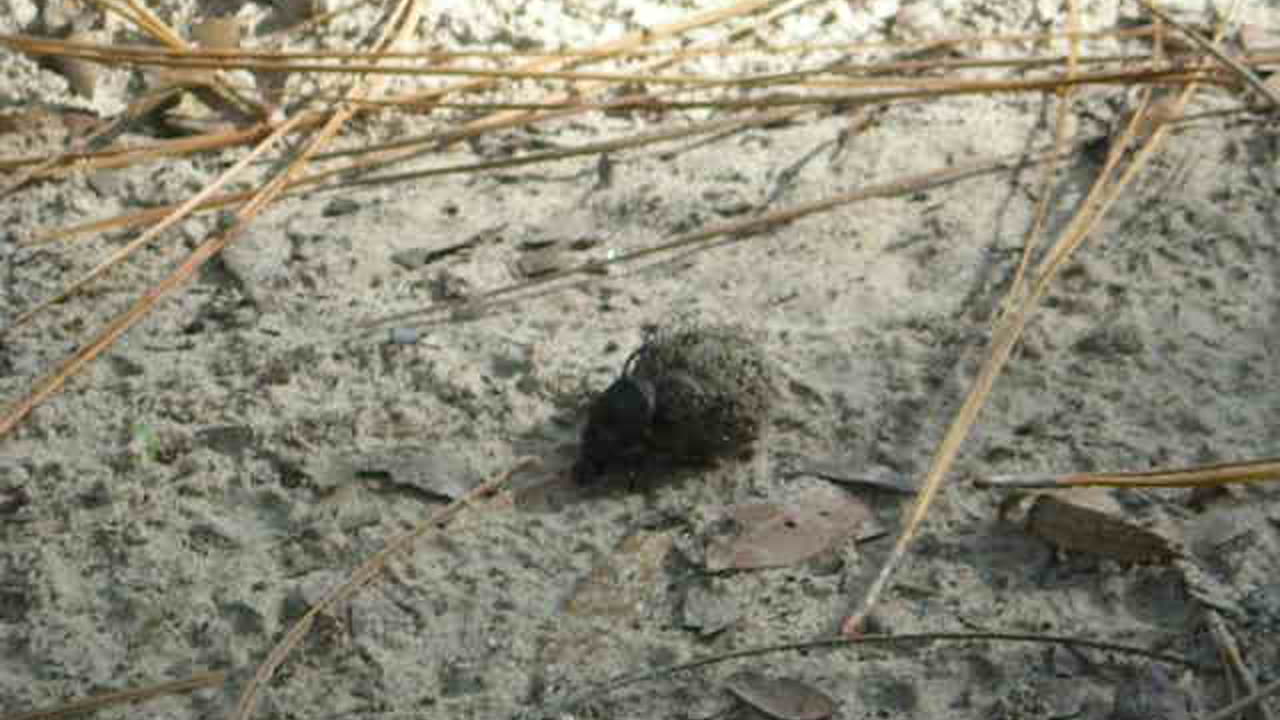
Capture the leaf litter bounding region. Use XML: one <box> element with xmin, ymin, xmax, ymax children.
<box><xmin>705</xmin><ymin>484</ymin><xmax>879</xmax><ymax>571</ymax></box>
<box><xmin>725</xmin><ymin>670</ymin><xmax>836</xmax><ymax>720</ymax></box>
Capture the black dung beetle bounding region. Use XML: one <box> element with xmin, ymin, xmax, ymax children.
<box><xmin>573</xmin><ymin>370</ymin><xmax>655</xmax><ymax>484</ymax></box>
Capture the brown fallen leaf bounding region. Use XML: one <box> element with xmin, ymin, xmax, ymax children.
<box><xmin>999</xmin><ymin>487</ymin><xmax>1181</xmax><ymax>563</ymax></box>
<box><xmin>725</xmin><ymin>671</ymin><xmax>836</xmax><ymax>720</ymax></box>
<box><xmin>705</xmin><ymin>485</ymin><xmax>873</xmax><ymax>571</ymax></box>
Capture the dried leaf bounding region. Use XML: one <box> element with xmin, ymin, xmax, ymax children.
<box><xmin>726</xmin><ymin>671</ymin><xmax>836</xmax><ymax>720</ymax></box>
<box><xmin>706</xmin><ymin>485</ymin><xmax>871</xmax><ymax>571</ymax></box>
<box><xmin>999</xmin><ymin>488</ymin><xmax>1181</xmax><ymax>563</ymax></box>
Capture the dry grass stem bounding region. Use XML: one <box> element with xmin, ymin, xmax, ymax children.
<box><xmin>1203</xmin><ymin>610</ymin><xmax>1278</xmax><ymax>720</ymax></box>
<box><xmin>978</xmin><ymin>457</ymin><xmax>1280</xmax><ymax>489</ymax></box>
<box><xmin>0</xmin><ymin>671</ymin><xmax>227</xmax><ymax>720</ymax></box>
<box><xmin>545</xmin><ymin>630</ymin><xmax>1206</xmax><ymax>716</ymax></box>
<box><xmin>231</xmin><ymin>458</ymin><xmax>534</xmax><ymax>720</ymax></box>
<box><xmin>0</xmin><ymin>110</ymin><xmax>306</xmax><ymax>436</ymax></box>
<box><xmin>839</xmin><ymin>3</ymin><xmax>1235</xmax><ymax>635</ymax></box>
<box><xmin>355</xmin><ymin>143</ymin><xmax>1070</xmax><ymax>337</ymax></box>
<box><xmin>1</xmin><ymin>1</ymin><xmax>1276</xmax><ymax>716</ymax></box>
<box><xmin>1205</xmin><ymin>677</ymin><xmax>1280</xmax><ymax>720</ymax></box>
<box><xmin>1137</xmin><ymin>0</ymin><xmax>1280</xmax><ymax>109</ymax></box>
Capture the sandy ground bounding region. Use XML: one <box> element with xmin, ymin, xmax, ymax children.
<box><xmin>2</xmin><ymin>0</ymin><xmax>1280</xmax><ymax>718</ymax></box>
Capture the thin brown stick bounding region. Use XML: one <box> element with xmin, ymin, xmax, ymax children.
<box><xmin>7</xmin><ymin>116</ymin><xmax>292</xmax><ymax>329</ymax></box>
<box><xmin>1005</xmin><ymin>0</ymin><xmax>1084</xmax><ymax>330</ymax></box>
<box><xmin>356</xmin><ymin>144</ymin><xmax>1071</xmax><ymax>336</ymax></box>
<box><xmin>0</xmin><ymin>24</ymin><xmax>1240</xmax><ymax>63</ymax></box>
<box><xmin>231</xmin><ymin>458</ymin><xmax>534</xmax><ymax>720</ymax></box>
<box><xmin>841</xmin><ymin>0</ymin><xmax>1244</xmax><ymax>636</ymax></box>
<box><xmin>1203</xmin><ymin>609</ymin><xmax>1276</xmax><ymax>720</ymax></box>
<box><xmin>840</xmin><ymin>53</ymin><xmax>1203</xmax><ymax>638</ymax></box>
<box><xmin>0</xmin><ymin>111</ymin><xmax>305</xmax><ymax>437</ymax></box>
<box><xmin>1137</xmin><ymin>0</ymin><xmax>1280</xmax><ymax>109</ymax></box>
<box><xmin>544</xmin><ymin>631</ymin><xmax>1207</xmax><ymax>716</ymax></box>
<box><xmin>0</xmin><ymin>0</ymin><xmax>414</xmax><ymax>440</ymax></box>
<box><xmin>15</xmin><ymin>102</ymin><xmax>797</xmax><ymax>253</ymax></box>
<box><xmin>393</xmin><ymin>0</ymin><xmax>785</xmax><ymax>136</ymax></box>
<box><xmin>0</xmin><ymin>0</ymin><xmax>258</xmax><ymax>198</ymax></box>
<box><xmin>0</xmin><ymin>51</ymin><xmax>1230</xmax><ymax>183</ymax></box>
<box><xmin>6</xmin><ymin>22</ymin><xmax>1220</xmax><ymax>90</ymax></box>
<box><xmin>0</xmin><ymin>670</ymin><xmax>226</xmax><ymax>720</ymax></box>
<box><xmin>975</xmin><ymin>457</ymin><xmax>1280</xmax><ymax>489</ymax></box>
<box><xmin>0</xmin><ymin>124</ymin><xmax>272</xmax><ymax>177</ymax></box>
<box><xmin>0</xmin><ymin>103</ymin><xmax>800</xmax><ymax>337</ymax></box>
<box><xmin>1204</xmin><ymin>678</ymin><xmax>1280</xmax><ymax>720</ymax></box>
<box><xmin>14</xmin><ymin>52</ymin><xmax>1212</xmax><ymax>93</ymax></box>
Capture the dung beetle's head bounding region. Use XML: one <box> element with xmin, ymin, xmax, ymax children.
<box><xmin>573</xmin><ymin>373</ymin><xmax>656</xmax><ymax>484</ymax></box>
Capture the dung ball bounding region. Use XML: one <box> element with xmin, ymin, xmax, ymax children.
<box><xmin>574</xmin><ymin>320</ymin><xmax>773</xmax><ymax>484</ymax></box>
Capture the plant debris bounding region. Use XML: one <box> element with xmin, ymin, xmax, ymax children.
<box><xmin>705</xmin><ymin>485</ymin><xmax>874</xmax><ymax>571</ymax></box>
<box><xmin>725</xmin><ymin>671</ymin><xmax>836</xmax><ymax>720</ymax></box>
<box><xmin>998</xmin><ymin>487</ymin><xmax>1181</xmax><ymax>563</ymax></box>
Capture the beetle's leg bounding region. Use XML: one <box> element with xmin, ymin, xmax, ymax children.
<box><xmin>620</xmin><ymin>342</ymin><xmax>647</xmax><ymax>377</ymax></box>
